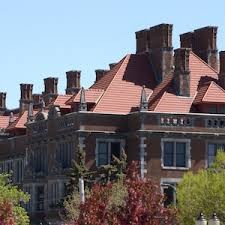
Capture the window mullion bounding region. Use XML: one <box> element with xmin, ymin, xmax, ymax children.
<box><xmin>108</xmin><ymin>142</ymin><xmax>111</xmax><ymax>164</ymax></box>
<box><xmin>174</xmin><ymin>142</ymin><xmax>176</xmax><ymax>167</ymax></box>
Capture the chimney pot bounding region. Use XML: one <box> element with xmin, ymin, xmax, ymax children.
<box><xmin>66</xmin><ymin>70</ymin><xmax>81</xmax><ymax>94</ymax></box>
<box><xmin>219</xmin><ymin>51</ymin><xmax>225</xmax><ymax>88</ymax></box>
<box><xmin>95</xmin><ymin>69</ymin><xmax>109</xmax><ymax>82</ymax></box>
<box><xmin>44</xmin><ymin>77</ymin><xmax>58</xmax><ymax>95</ymax></box>
<box><xmin>180</xmin><ymin>26</ymin><xmax>218</xmax><ymax>71</ymax></box>
<box><xmin>0</xmin><ymin>92</ymin><xmax>6</xmax><ymax>110</ymax></box>
<box><xmin>20</xmin><ymin>84</ymin><xmax>33</xmax><ymax>114</ymax></box>
<box><xmin>109</xmin><ymin>63</ymin><xmax>117</xmax><ymax>69</ymax></box>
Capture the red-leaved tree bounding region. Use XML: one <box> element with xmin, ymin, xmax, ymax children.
<box><xmin>0</xmin><ymin>200</ymin><xmax>15</xmax><ymax>225</ymax></box>
<box><xmin>73</xmin><ymin>162</ymin><xmax>176</xmax><ymax>225</ymax></box>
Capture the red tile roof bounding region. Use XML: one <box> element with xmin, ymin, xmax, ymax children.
<box><xmin>92</xmin><ymin>54</ymin><xmax>155</xmax><ymax>114</ymax></box>
<box><xmin>6</xmin><ymin>111</ymin><xmax>38</xmax><ymax>130</ymax></box>
<box><xmin>67</xmin><ymin>89</ymin><xmax>104</xmax><ymax>105</ymax></box>
<box><xmin>51</xmin><ymin>95</ymin><xmax>72</xmax><ymax>109</ymax></box>
<box><xmin>0</xmin><ymin>116</ymin><xmax>9</xmax><ymax>129</ymax></box>
<box><xmin>194</xmin><ymin>81</ymin><xmax>225</xmax><ymax>104</ymax></box>
<box><xmin>154</xmin><ymin>92</ymin><xmax>194</xmax><ymax>113</ymax></box>
<box><xmin>189</xmin><ymin>52</ymin><xmax>218</xmax><ymax>97</ymax></box>
<box><xmin>150</xmin><ymin>52</ymin><xmax>219</xmax><ymax>113</ymax></box>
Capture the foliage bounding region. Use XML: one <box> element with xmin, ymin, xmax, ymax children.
<box><xmin>97</xmin><ymin>149</ymin><xmax>127</xmax><ymax>184</ymax></box>
<box><xmin>177</xmin><ymin>150</ymin><xmax>225</xmax><ymax>225</ymax></box>
<box><xmin>0</xmin><ymin>174</ymin><xmax>30</xmax><ymax>225</ymax></box>
<box><xmin>66</xmin><ymin>147</ymin><xmax>88</xmax><ymax>195</ymax></box>
<box><xmin>72</xmin><ymin>162</ymin><xmax>176</xmax><ymax>225</ymax></box>
<box><xmin>63</xmin><ymin>149</ymin><xmax>127</xmax><ymax>222</ymax></box>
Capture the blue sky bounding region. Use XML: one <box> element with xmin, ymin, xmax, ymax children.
<box><xmin>1</xmin><ymin>1</ymin><xmax>225</xmax><ymax>108</ymax></box>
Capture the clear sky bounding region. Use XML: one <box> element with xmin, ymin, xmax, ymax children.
<box><xmin>1</xmin><ymin>0</ymin><xmax>225</xmax><ymax>108</ymax></box>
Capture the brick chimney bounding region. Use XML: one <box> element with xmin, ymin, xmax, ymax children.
<box><xmin>219</xmin><ymin>51</ymin><xmax>225</xmax><ymax>89</ymax></box>
<box><xmin>0</xmin><ymin>92</ymin><xmax>6</xmax><ymax>110</ymax></box>
<box><xmin>136</xmin><ymin>24</ymin><xmax>174</xmax><ymax>83</ymax></box>
<box><xmin>95</xmin><ymin>69</ymin><xmax>109</xmax><ymax>83</ymax></box>
<box><xmin>20</xmin><ymin>84</ymin><xmax>33</xmax><ymax>114</ymax></box>
<box><xmin>44</xmin><ymin>77</ymin><xmax>58</xmax><ymax>95</ymax></box>
<box><xmin>109</xmin><ymin>63</ymin><xmax>117</xmax><ymax>69</ymax></box>
<box><xmin>32</xmin><ymin>94</ymin><xmax>42</xmax><ymax>104</ymax></box>
<box><xmin>180</xmin><ymin>26</ymin><xmax>218</xmax><ymax>71</ymax></box>
<box><xmin>136</xmin><ymin>29</ymin><xmax>150</xmax><ymax>54</ymax></box>
<box><xmin>174</xmin><ymin>48</ymin><xmax>191</xmax><ymax>97</ymax></box>
<box><xmin>66</xmin><ymin>70</ymin><xmax>81</xmax><ymax>94</ymax></box>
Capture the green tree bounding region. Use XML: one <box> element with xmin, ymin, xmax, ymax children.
<box><xmin>0</xmin><ymin>174</ymin><xmax>30</xmax><ymax>225</ymax></box>
<box><xmin>177</xmin><ymin>150</ymin><xmax>225</xmax><ymax>225</ymax></box>
<box><xmin>66</xmin><ymin>147</ymin><xmax>88</xmax><ymax>195</ymax></box>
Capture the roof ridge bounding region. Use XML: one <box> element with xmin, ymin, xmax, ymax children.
<box><xmin>93</xmin><ymin>54</ymin><xmax>131</xmax><ymax>112</ymax></box>
<box><xmin>190</xmin><ymin>51</ymin><xmax>218</xmax><ymax>74</ymax></box>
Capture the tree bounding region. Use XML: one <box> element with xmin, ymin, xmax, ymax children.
<box><xmin>0</xmin><ymin>174</ymin><xmax>30</xmax><ymax>225</ymax></box>
<box><xmin>66</xmin><ymin>147</ymin><xmax>88</xmax><ymax>195</ymax></box>
<box><xmin>72</xmin><ymin>162</ymin><xmax>176</xmax><ymax>225</ymax></box>
<box><xmin>63</xmin><ymin>149</ymin><xmax>127</xmax><ymax>222</ymax></box>
<box><xmin>177</xmin><ymin>150</ymin><xmax>225</xmax><ymax>225</ymax></box>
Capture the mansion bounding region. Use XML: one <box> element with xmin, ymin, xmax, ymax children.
<box><xmin>0</xmin><ymin>23</ymin><xmax>225</xmax><ymax>224</ymax></box>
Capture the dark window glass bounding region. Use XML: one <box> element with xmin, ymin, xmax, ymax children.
<box><xmin>164</xmin><ymin>142</ymin><xmax>174</xmax><ymax>167</ymax></box>
<box><xmin>34</xmin><ymin>147</ymin><xmax>47</xmax><ymax>173</ymax></box>
<box><xmin>220</xmin><ymin>106</ymin><xmax>225</xmax><ymax>114</ymax></box>
<box><xmin>163</xmin><ymin>184</ymin><xmax>176</xmax><ymax>207</ymax></box>
<box><xmin>208</xmin><ymin>143</ymin><xmax>225</xmax><ymax>166</ymax></box>
<box><xmin>56</xmin><ymin>142</ymin><xmax>72</xmax><ymax>169</ymax></box>
<box><xmin>98</xmin><ymin>142</ymin><xmax>108</xmax><ymax>166</ymax></box>
<box><xmin>36</xmin><ymin>186</ymin><xmax>44</xmax><ymax>211</ymax></box>
<box><xmin>111</xmin><ymin>142</ymin><xmax>120</xmax><ymax>160</ymax></box>
<box><xmin>209</xmin><ymin>105</ymin><xmax>217</xmax><ymax>114</ymax></box>
<box><xmin>176</xmin><ymin>143</ymin><xmax>186</xmax><ymax>167</ymax></box>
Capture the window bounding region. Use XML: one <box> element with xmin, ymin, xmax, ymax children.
<box><xmin>5</xmin><ymin>160</ymin><xmax>13</xmax><ymax>174</ymax></box>
<box><xmin>14</xmin><ymin>159</ymin><xmax>23</xmax><ymax>183</ymax></box>
<box><xmin>33</xmin><ymin>146</ymin><xmax>47</xmax><ymax>174</ymax></box>
<box><xmin>96</xmin><ymin>139</ymin><xmax>123</xmax><ymax>166</ymax></box>
<box><xmin>0</xmin><ymin>162</ymin><xmax>4</xmax><ymax>173</ymax></box>
<box><xmin>23</xmin><ymin>186</ymin><xmax>32</xmax><ymax>212</ymax></box>
<box><xmin>209</xmin><ymin>105</ymin><xmax>217</xmax><ymax>114</ymax></box>
<box><xmin>35</xmin><ymin>186</ymin><xmax>45</xmax><ymax>211</ymax></box>
<box><xmin>162</xmin><ymin>183</ymin><xmax>176</xmax><ymax>207</ymax></box>
<box><xmin>161</xmin><ymin>179</ymin><xmax>180</xmax><ymax>207</ymax></box>
<box><xmin>161</xmin><ymin>139</ymin><xmax>190</xmax><ymax>169</ymax></box>
<box><xmin>49</xmin><ymin>182</ymin><xmax>59</xmax><ymax>207</ymax></box>
<box><xmin>208</xmin><ymin>143</ymin><xmax>225</xmax><ymax>166</ymax></box>
<box><xmin>56</xmin><ymin>142</ymin><xmax>73</xmax><ymax>169</ymax></box>
<box><xmin>220</xmin><ymin>106</ymin><xmax>225</xmax><ymax>114</ymax></box>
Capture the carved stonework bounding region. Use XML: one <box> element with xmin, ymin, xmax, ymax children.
<box><xmin>48</xmin><ymin>105</ymin><xmax>61</xmax><ymax>119</ymax></box>
<box><xmin>35</xmin><ymin>112</ymin><xmax>48</xmax><ymax>121</ymax></box>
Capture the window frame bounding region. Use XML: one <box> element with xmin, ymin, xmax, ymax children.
<box><xmin>95</xmin><ymin>138</ymin><xmax>125</xmax><ymax>167</ymax></box>
<box><xmin>160</xmin><ymin>178</ymin><xmax>181</xmax><ymax>207</ymax></box>
<box><xmin>161</xmin><ymin>138</ymin><xmax>191</xmax><ymax>170</ymax></box>
<box><xmin>206</xmin><ymin>142</ymin><xmax>225</xmax><ymax>167</ymax></box>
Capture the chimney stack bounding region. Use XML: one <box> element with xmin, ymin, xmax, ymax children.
<box><xmin>136</xmin><ymin>24</ymin><xmax>174</xmax><ymax>83</ymax></box>
<box><xmin>174</xmin><ymin>48</ymin><xmax>191</xmax><ymax>97</ymax></box>
<box><xmin>0</xmin><ymin>92</ymin><xmax>6</xmax><ymax>110</ymax></box>
<box><xmin>20</xmin><ymin>84</ymin><xmax>33</xmax><ymax>114</ymax></box>
<box><xmin>136</xmin><ymin>29</ymin><xmax>150</xmax><ymax>54</ymax></box>
<box><xmin>44</xmin><ymin>77</ymin><xmax>58</xmax><ymax>95</ymax></box>
<box><xmin>109</xmin><ymin>63</ymin><xmax>117</xmax><ymax>69</ymax></box>
<box><xmin>95</xmin><ymin>69</ymin><xmax>109</xmax><ymax>83</ymax></box>
<box><xmin>32</xmin><ymin>94</ymin><xmax>42</xmax><ymax>105</ymax></box>
<box><xmin>180</xmin><ymin>26</ymin><xmax>218</xmax><ymax>71</ymax></box>
<box><xmin>66</xmin><ymin>70</ymin><xmax>81</xmax><ymax>94</ymax></box>
<box><xmin>219</xmin><ymin>51</ymin><xmax>225</xmax><ymax>88</ymax></box>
